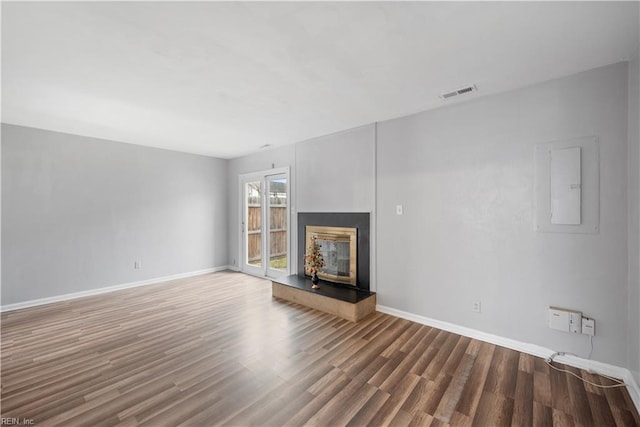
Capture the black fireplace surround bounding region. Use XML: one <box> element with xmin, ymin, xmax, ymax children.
<box><xmin>297</xmin><ymin>212</ymin><xmax>370</xmax><ymax>292</ymax></box>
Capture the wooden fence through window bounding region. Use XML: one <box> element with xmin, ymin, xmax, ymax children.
<box><xmin>247</xmin><ymin>205</ymin><xmax>287</xmax><ymax>262</ymax></box>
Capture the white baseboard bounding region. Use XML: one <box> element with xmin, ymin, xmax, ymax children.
<box><xmin>376</xmin><ymin>304</ymin><xmax>640</xmax><ymax>412</ymax></box>
<box><xmin>1</xmin><ymin>266</ymin><xmax>232</xmax><ymax>313</ymax></box>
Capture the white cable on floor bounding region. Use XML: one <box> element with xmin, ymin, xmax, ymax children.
<box><xmin>545</xmin><ymin>351</ymin><xmax>626</xmax><ymax>389</ymax></box>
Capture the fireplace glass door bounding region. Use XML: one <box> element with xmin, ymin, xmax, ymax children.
<box><xmin>305</xmin><ymin>226</ymin><xmax>357</xmax><ymax>285</ymax></box>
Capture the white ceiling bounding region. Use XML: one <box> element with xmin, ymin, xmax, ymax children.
<box><xmin>2</xmin><ymin>2</ymin><xmax>639</xmax><ymax>159</ymax></box>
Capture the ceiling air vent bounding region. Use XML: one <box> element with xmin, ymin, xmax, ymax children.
<box><xmin>439</xmin><ymin>84</ymin><xmax>477</xmax><ymax>100</ymax></box>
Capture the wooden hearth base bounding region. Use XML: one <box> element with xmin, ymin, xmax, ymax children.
<box><xmin>271</xmin><ymin>275</ymin><xmax>376</xmax><ymax>322</ymax></box>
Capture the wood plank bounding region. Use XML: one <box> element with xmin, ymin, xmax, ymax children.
<box><xmin>511</xmin><ymin>370</ymin><xmax>533</xmax><ymax>427</ymax></box>
<box><xmin>433</xmin><ymin>352</ymin><xmax>476</xmax><ymax>423</ymax></box>
<box><xmin>345</xmin><ymin>389</ymin><xmax>391</xmax><ymax>427</ymax></box>
<box><xmin>472</xmin><ymin>391</ymin><xmax>514</xmax><ymax>427</ymax></box>
<box><xmin>455</xmin><ymin>341</ymin><xmax>495</xmax><ymax>418</ymax></box>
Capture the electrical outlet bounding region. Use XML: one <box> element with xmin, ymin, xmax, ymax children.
<box><xmin>134</xmin><ymin>261</ymin><xmax>141</xmax><ymax>269</ymax></box>
<box><xmin>472</xmin><ymin>301</ymin><xmax>481</xmax><ymax>313</ymax></box>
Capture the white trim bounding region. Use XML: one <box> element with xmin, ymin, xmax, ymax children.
<box><xmin>239</xmin><ymin>172</ymin><xmax>266</xmax><ymax>277</ymax></box>
<box><xmin>0</xmin><ymin>266</ymin><xmax>232</xmax><ymax>313</ymax></box>
<box><xmin>237</xmin><ymin>173</ymin><xmax>245</xmax><ymax>274</ymax></box>
<box><xmin>376</xmin><ymin>304</ymin><xmax>640</xmax><ymax>412</ymax></box>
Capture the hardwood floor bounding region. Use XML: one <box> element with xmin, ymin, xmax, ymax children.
<box><xmin>1</xmin><ymin>271</ymin><xmax>638</xmax><ymax>426</ymax></box>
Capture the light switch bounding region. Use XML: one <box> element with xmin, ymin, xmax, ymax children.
<box><xmin>396</xmin><ymin>205</ymin><xmax>403</xmax><ymax>215</ymax></box>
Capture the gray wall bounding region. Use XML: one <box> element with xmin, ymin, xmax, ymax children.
<box><xmin>295</xmin><ymin>125</ymin><xmax>375</xmax><ymax>213</ymax></box>
<box><xmin>376</xmin><ymin>62</ymin><xmax>630</xmax><ymax>368</ymax></box>
<box><xmin>2</xmin><ymin>124</ymin><xmax>228</xmax><ymax>305</ymax></box>
<box><xmin>629</xmin><ymin>33</ymin><xmax>640</xmax><ymax>381</ymax></box>
<box><xmin>1</xmin><ymin>128</ymin><xmax>2</xmax><ymax>298</ymax></box>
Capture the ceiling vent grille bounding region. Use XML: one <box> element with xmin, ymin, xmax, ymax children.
<box><xmin>439</xmin><ymin>84</ymin><xmax>477</xmax><ymax>100</ymax></box>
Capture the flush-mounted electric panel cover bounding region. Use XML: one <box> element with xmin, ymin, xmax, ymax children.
<box><xmin>534</xmin><ymin>136</ymin><xmax>599</xmax><ymax>234</ymax></box>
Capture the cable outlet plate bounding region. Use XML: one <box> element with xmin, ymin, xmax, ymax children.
<box><xmin>582</xmin><ymin>317</ymin><xmax>595</xmax><ymax>336</ymax></box>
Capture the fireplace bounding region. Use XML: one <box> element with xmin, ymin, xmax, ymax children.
<box><xmin>271</xmin><ymin>212</ymin><xmax>374</xmax><ymax>322</ymax></box>
<box><xmin>298</xmin><ymin>212</ymin><xmax>370</xmax><ymax>291</ymax></box>
<box><xmin>305</xmin><ymin>225</ymin><xmax>357</xmax><ymax>285</ymax></box>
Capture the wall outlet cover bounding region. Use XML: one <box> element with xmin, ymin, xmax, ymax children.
<box><xmin>582</xmin><ymin>317</ymin><xmax>595</xmax><ymax>336</ymax></box>
<box><xmin>472</xmin><ymin>301</ymin><xmax>481</xmax><ymax>313</ymax></box>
